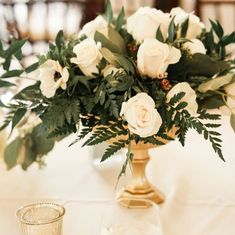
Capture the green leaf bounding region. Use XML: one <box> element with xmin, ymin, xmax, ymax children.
<box><xmin>201</xmin><ymin>94</ymin><xmax>225</xmax><ymax>109</ymax></box>
<box><xmin>181</xmin><ymin>17</ymin><xmax>189</xmax><ymax>38</ymax></box>
<box><xmin>108</xmin><ymin>26</ymin><xmax>126</xmax><ymax>54</ymax></box>
<box><xmin>32</xmin><ymin>124</ymin><xmax>55</xmax><ymax>154</ymax></box>
<box><xmin>221</xmin><ymin>32</ymin><xmax>235</xmax><ymax>46</ymax></box>
<box><xmin>176</xmin><ymin>101</ymin><xmax>188</xmax><ymax>110</ymax></box>
<box><xmin>25</xmin><ymin>62</ymin><xmax>39</xmax><ymax>73</ymax></box>
<box><xmin>21</xmin><ymin>136</ymin><xmax>36</xmax><ymax>170</ymax></box>
<box><xmin>4</xmin><ymin>137</ymin><xmax>23</xmax><ymax>170</ymax></box>
<box><xmin>100</xmin><ymin>48</ymin><xmax>120</xmax><ymax>67</ymax></box>
<box><xmin>209</xmin><ymin>19</ymin><xmax>224</xmax><ymax>39</ymax></box>
<box><xmin>169</xmin><ymin>92</ymin><xmax>186</xmax><ymax>106</ymax></box>
<box><xmin>13</xmin><ymin>82</ymin><xmax>42</xmax><ymax>101</ymax></box>
<box><xmin>230</xmin><ymin>112</ymin><xmax>235</xmax><ymax>133</ymax></box>
<box><xmin>115</xmin><ymin>7</ymin><xmax>125</xmax><ymax>31</ymax></box>
<box><xmin>114</xmin><ymin>54</ymin><xmax>135</xmax><ymax>74</ymax></box>
<box><xmin>0</xmin><ymin>80</ymin><xmax>16</xmax><ymax>88</ymax></box>
<box><xmin>55</xmin><ymin>30</ymin><xmax>64</xmax><ymax>51</ymax></box>
<box><xmin>94</xmin><ymin>31</ymin><xmax>121</xmax><ymax>54</ymax></box>
<box><xmin>101</xmin><ymin>139</ymin><xmax>127</xmax><ymax>162</ymax></box>
<box><xmin>74</xmin><ymin>75</ymin><xmax>91</xmax><ymax>92</ymax></box>
<box><xmin>168</xmin><ymin>53</ymin><xmax>231</xmax><ymax>81</ymax></box>
<box><xmin>168</xmin><ymin>16</ymin><xmax>176</xmax><ymax>43</ymax></box>
<box><xmin>156</xmin><ymin>26</ymin><xmax>164</xmax><ymax>43</ymax></box>
<box><xmin>1</xmin><ymin>69</ymin><xmax>23</xmax><ymax>78</ymax></box>
<box><xmin>5</xmin><ymin>39</ymin><xmax>26</xmax><ymax>58</ymax></box>
<box><xmin>105</xmin><ymin>0</ymin><xmax>113</xmax><ymax>24</ymax></box>
<box><xmin>11</xmin><ymin>108</ymin><xmax>27</xmax><ymax>133</ymax></box>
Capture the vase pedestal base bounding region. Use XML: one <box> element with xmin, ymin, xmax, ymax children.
<box><xmin>118</xmin><ymin>186</ymin><xmax>164</xmax><ymax>208</ymax></box>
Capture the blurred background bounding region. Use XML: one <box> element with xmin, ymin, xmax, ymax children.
<box><xmin>0</xmin><ymin>0</ymin><xmax>234</xmax><ymax>50</ymax></box>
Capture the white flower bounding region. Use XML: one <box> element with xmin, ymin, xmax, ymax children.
<box><xmin>198</xmin><ymin>74</ymin><xmax>233</xmax><ymax>93</ymax></box>
<box><xmin>39</xmin><ymin>59</ymin><xmax>69</xmax><ymax>98</ymax></box>
<box><xmin>79</xmin><ymin>15</ymin><xmax>108</xmax><ymax>39</ymax></box>
<box><xmin>120</xmin><ymin>93</ymin><xmax>162</xmax><ymax>137</ymax></box>
<box><xmin>224</xmin><ymin>81</ymin><xmax>235</xmax><ymax>109</ymax></box>
<box><xmin>102</xmin><ymin>65</ymin><xmax>124</xmax><ymax>77</ymax></box>
<box><xmin>183</xmin><ymin>39</ymin><xmax>206</xmax><ymax>54</ymax></box>
<box><xmin>127</xmin><ymin>7</ymin><xmax>170</xmax><ymax>44</ymax></box>
<box><xmin>71</xmin><ymin>38</ymin><xmax>103</xmax><ymax>76</ymax></box>
<box><xmin>170</xmin><ymin>7</ymin><xmax>205</xmax><ymax>39</ymax></box>
<box><xmin>166</xmin><ymin>82</ymin><xmax>199</xmax><ymax>117</ymax></box>
<box><xmin>137</xmin><ymin>38</ymin><xmax>181</xmax><ymax>79</ymax></box>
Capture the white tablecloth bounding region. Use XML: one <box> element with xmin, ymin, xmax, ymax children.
<box><xmin>0</xmin><ymin>117</ymin><xmax>235</xmax><ymax>235</ymax></box>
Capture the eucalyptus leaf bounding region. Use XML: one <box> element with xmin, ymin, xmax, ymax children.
<box><xmin>4</xmin><ymin>137</ymin><xmax>23</xmax><ymax>170</ymax></box>
<box><xmin>94</xmin><ymin>31</ymin><xmax>121</xmax><ymax>54</ymax></box>
<box><xmin>55</xmin><ymin>30</ymin><xmax>64</xmax><ymax>51</ymax></box>
<box><xmin>25</xmin><ymin>62</ymin><xmax>39</xmax><ymax>73</ymax></box>
<box><xmin>156</xmin><ymin>26</ymin><xmax>164</xmax><ymax>43</ymax></box>
<box><xmin>108</xmin><ymin>26</ymin><xmax>126</xmax><ymax>54</ymax></box>
<box><xmin>100</xmin><ymin>48</ymin><xmax>120</xmax><ymax>67</ymax></box>
<box><xmin>168</xmin><ymin>16</ymin><xmax>176</xmax><ymax>43</ymax></box>
<box><xmin>0</xmin><ymin>80</ymin><xmax>16</xmax><ymax>88</ymax></box>
<box><xmin>115</xmin><ymin>7</ymin><xmax>125</xmax><ymax>31</ymax></box>
<box><xmin>1</xmin><ymin>69</ymin><xmax>23</xmax><ymax>78</ymax></box>
<box><xmin>105</xmin><ymin>0</ymin><xmax>113</xmax><ymax>24</ymax></box>
<box><xmin>32</xmin><ymin>124</ymin><xmax>55</xmax><ymax>155</ymax></box>
<box><xmin>181</xmin><ymin>17</ymin><xmax>189</xmax><ymax>38</ymax></box>
<box><xmin>221</xmin><ymin>32</ymin><xmax>235</xmax><ymax>46</ymax></box>
<box><xmin>5</xmin><ymin>39</ymin><xmax>26</xmax><ymax>58</ymax></box>
<box><xmin>11</xmin><ymin>108</ymin><xmax>27</xmax><ymax>133</ymax></box>
<box><xmin>168</xmin><ymin>53</ymin><xmax>230</xmax><ymax>81</ymax></box>
<box><xmin>209</xmin><ymin>19</ymin><xmax>224</xmax><ymax>39</ymax></box>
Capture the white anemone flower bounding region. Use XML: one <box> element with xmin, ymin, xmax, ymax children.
<box><xmin>39</xmin><ymin>59</ymin><xmax>69</xmax><ymax>98</ymax></box>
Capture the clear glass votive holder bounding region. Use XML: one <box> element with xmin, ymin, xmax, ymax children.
<box><xmin>16</xmin><ymin>202</ymin><xmax>65</xmax><ymax>235</ymax></box>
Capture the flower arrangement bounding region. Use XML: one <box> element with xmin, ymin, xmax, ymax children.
<box><xmin>0</xmin><ymin>1</ymin><xmax>234</xmax><ymax>175</ymax></box>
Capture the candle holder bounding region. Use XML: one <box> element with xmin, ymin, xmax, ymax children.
<box><xmin>16</xmin><ymin>202</ymin><xmax>65</xmax><ymax>235</ymax></box>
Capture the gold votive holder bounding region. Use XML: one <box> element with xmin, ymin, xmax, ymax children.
<box><xmin>16</xmin><ymin>202</ymin><xmax>65</xmax><ymax>235</ymax></box>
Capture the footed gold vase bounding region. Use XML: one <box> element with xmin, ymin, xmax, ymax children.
<box><xmin>118</xmin><ymin>143</ymin><xmax>164</xmax><ymax>208</ymax></box>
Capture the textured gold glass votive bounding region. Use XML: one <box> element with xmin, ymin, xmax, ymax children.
<box><xmin>16</xmin><ymin>202</ymin><xmax>65</xmax><ymax>235</ymax></box>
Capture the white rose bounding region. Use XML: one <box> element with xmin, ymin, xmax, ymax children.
<box><xmin>166</xmin><ymin>82</ymin><xmax>198</xmax><ymax>117</ymax></box>
<box><xmin>224</xmin><ymin>82</ymin><xmax>235</xmax><ymax>109</ymax></box>
<box><xmin>102</xmin><ymin>65</ymin><xmax>124</xmax><ymax>77</ymax></box>
<box><xmin>127</xmin><ymin>7</ymin><xmax>170</xmax><ymax>44</ymax></box>
<box><xmin>183</xmin><ymin>39</ymin><xmax>206</xmax><ymax>54</ymax></box>
<box><xmin>79</xmin><ymin>15</ymin><xmax>108</xmax><ymax>39</ymax></box>
<box><xmin>71</xmin><ymin>38</ymin><xmax>103</xmax><ymax>76</ymax></box>
<box><xmin>170</xmin><ymin>7</ymin><xmax>205</xmax><ymax>39</ymax></box>
<box><xmin>120</xmin><ymin>93</ymin><xmax>162</xmax><ymax>137</ymax></box>
<box><xmin>39</xmin><ymin>59</ymin><xmax>69</xmax><ymax>98</ymax></box>
<box><xmin>137</xmin><ymin>38</ymin><xmax>181</xmax><ymax>79</ymax></box>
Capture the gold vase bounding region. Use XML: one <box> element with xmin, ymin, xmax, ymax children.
<box><xmin>116</xmin><ymin>128</ymin><xmax>177</xmax><ymax>209</ymax></box>
<box><xmin>118</xmin><ymin>143</ymin><xmax>164</xmax><ymax>208</ymax></box>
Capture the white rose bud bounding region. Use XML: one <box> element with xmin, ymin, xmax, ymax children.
<box><xmin>71</xmin><ymin>38</ymin><xmax>103</xmax><ymax>76</ymax></box>
<box><xmin>183</xmin><ymin>39</ymin><xmax>206</xmax><ymax>54</ymax></box>
<box><xmin>166</xmin><ymin>82</ymin><xmax>198</xmax><ymax>117</ymax></box>
<box><xmin>170</xmin><ymin>7</ymin><xmax>205</xmax><ymax>39</ymax></box>
<box><xmin>224</xmin><ymin>82</ymin><xmax>235</xmax><ymax>109</ymax></box>
<box><xmin>120</xmin><ymin>93</ymin><xmax>162</xmax><ymax>137</ymax></box>
<box><xmin>79</xmin><ymin>15</ymin><xmax>108</xmax><ymax>39</ymax></box>
<box><xmin>39</xmin><ymin>59</ymin><xmax>69</xmax><ymax>98</ymax></box>
<box><xmin>102</xmin><ymin>65</ymin><xmax>124</xmax><ymax>77</ymax></box>
<box><xmin>127</xmin><ymin>7</ymin><xmax>170</xmax><ymax>44</ymax></box>
<box><xmin>137</xmin><ymin>38</ymin><xmax>181</xmax><ymax>79</ymax></box>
